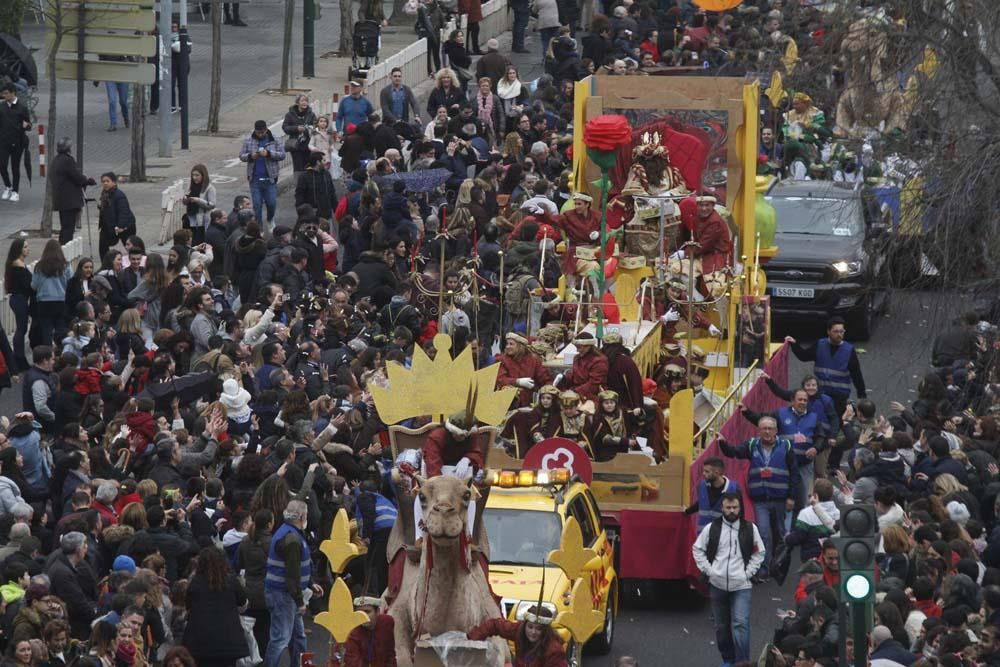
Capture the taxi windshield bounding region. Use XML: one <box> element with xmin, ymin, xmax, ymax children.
<box><xmin>483</xmin><ymin>508</ymin><xmax>563</xmax><ymax>565</ymax></box>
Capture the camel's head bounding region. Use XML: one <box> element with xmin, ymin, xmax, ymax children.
<box><xmin>417</xmin><ymin>475</ymin><xmax>474</xmax><ymax>543</ymax></box>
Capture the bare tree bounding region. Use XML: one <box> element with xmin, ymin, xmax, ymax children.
<box><xmin>339</xmin><ymin>0</ymin><xmax>353</xmax><ymax>55</ymax></box>
<box><xmin>280</xmin><ymin>0</ymin><xmax>294</xmax><ymax>92</ymax></box>
<box><xmin>207</xmin><ymin>1</ymin><xmax>222</xmax><ymax>132</ymax></box>
<box><xmin>39</xmin><ymin>0</ymin><xmax>74</xmax><ymax>236</ymax></box>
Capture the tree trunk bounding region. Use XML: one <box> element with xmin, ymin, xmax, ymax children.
<box><xmin>280</xmin><ymin>0</ymin><xmax>295</xmax><ymax>92</ymax></box>
<box><xmin>130</xmin><ymin>84</ymin><xmax>146</xmax><ymax>181</ymax></box>
<box><xmin>207</xmin><ymin>1</ymin><xmax>222</xmax><ymax>132</ymax></box>
<box><xmin>339</xmin><ymin>0</ymin><xmax>353</xmax><ymax>55</ymax></box>
<box><xmin>40</xmin><ymin>11</ymin><xmax>62</xmax><ymax>237</ymax></box>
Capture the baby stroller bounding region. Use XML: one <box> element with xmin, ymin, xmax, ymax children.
<box><xmin>350</xmin><ymin>20</ymin><xmax>381</xmax><ymax>81</ymax></box>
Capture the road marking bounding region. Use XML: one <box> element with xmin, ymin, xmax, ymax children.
<box><xmin>223</xmin><ymin>158</ymin><xmax>242</xmax><ymax>169</ymax></box>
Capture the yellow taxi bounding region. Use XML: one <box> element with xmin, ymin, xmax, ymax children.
<box><xmin>483</xmin><ymin>469</ymin><xmax>617</xmax><ymax>664</ymax></box>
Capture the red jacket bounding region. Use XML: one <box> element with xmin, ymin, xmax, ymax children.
<box><xmin>564</xmin><ymin>350</ymin><xmax>609</xmax><ymax>403</ymax></box>
<box><xmin>74</xmin><ymin>368</ymin><xmax>103</xmax><ymax>396</ymax></box>
<box><xmin>422</xmin><ymin>427</ymin><xmax>486</xmax><ymax>478</ymax></box>
<box><xmin>125</xmin><ymin>412</ymin><xmax>157</xmax><ymax>456</ymax></box>
<box><xmin>114</xmin><ymin>492</ymin><xmax>143</xmax><ymax>514</ymax></box>
<box><xmin>914</xmin><ymin>599</ymin><xmax>942</xmax><ymax>618</ymax></box>
<box><xmin>91</xmin><ymin>500</ymin><xmax>118</xmax><ymax>527</ymax></box>
<box><xmin>343</xmin><ymin>614</ymin><xmax>397</xmax><ymax>667</ymax></box>
<box><xmin>467</xmin><ymin>618</ymin><xmax>568</xmax><ymax>667</ymax></box>
<box><xmin>496</xmin><ymin>352</ymin><xmax>553</xmax><ymax>407</ymax></box>
<box><xmin>794</xmin><ymin>555</ymin><xmax>840</xmax><ymax>604</ymax></box>
<box><xmin>688</xmin><ymin>211</ymin><xmax>732</xmax><ymax>275</ymax></box>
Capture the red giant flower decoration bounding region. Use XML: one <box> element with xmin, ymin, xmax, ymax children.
<box><xmin>583</xmin><ymin>115</ymin><xmax>633</xmax><ymax>152</ymax></box>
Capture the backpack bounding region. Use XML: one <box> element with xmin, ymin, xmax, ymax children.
<box><xmin>705</xmin><ymin>517</ymin><xmax>755</xmax><ymax>569</ymax></box>
<box><xmin>505</xmin><ymin>273</ymin><xmax>536</xmax><ymax>317</ymax></box>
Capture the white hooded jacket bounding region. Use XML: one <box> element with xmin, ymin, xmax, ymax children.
<box><xmin>692</xmin><ymin>517</ymin><xmax>765</xmax><ymax>591</ymax></box>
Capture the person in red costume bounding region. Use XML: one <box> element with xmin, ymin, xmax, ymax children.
<box><xmin>555</xmin><ymin>192</ymin><xmax>600</xmax><ymax>245</ymax></box>
<box><xmin>642</xmin><ymin>278</ymin><xmax>722</xmax><ymax>342</ymax></box>
<box><xmin>343</xmin><ymin>596</ymin><xmax>397</xmax><ymax>667</ymax></box>
<box><xmin>672</xmin><ymin>193</ymin><xmax>732</xmax><ymax>276</ymax></box>
<box><xmin>555</xmin><ymin>332</ymin><xmax>608</xmax><ymax>403</ymax></box>
<box><xmin>467</xmin><ymin>604</ymin><xmax>567</xmax><ymax>667</ymax></box>
<box><xmin>496</xmin><ymin>332</ymin><xmax>553</xmax><ymax>407</ymax></box>
<box><xmin>420</xmin><ymin>411</ymin><xmax>487</xmax><ymax>478</ymax></box>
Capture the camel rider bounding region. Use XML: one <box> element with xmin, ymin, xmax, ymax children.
<box><xmin>685</xmin><ymin>456</ymin><xmax>742</xmax><ymax>531</ymax></box>
<box><xmin>586</xmin><ymin>389</ymin><xmax>638</xmax><ymax>462</ymax></box>
<box><xmin>548</xmin><ymin>390</ymin><xmax>593</xmax><ymax>457</ymax></box>
<box><xmin>263</xmin><ymin>499</ymin><xmax>323</xmax><ymax>667</ymax></box>
<box><xmin>343</xmin><ymin>597</ymin><xmax>397</xmax><ymax>667</ymax></box>
<box><xmin>467</xmin><ymin>605</ymin><xmax>568</xmax><ymax>667</ymax></box>
<box><xmin>554</xmin><ymin>332</ymin><xmax>608</xmax><ymax>403</ymax></box>
<box><xmin>421</xmin><ymin>411</ymin><xmax>487</xmax><ymax>478</ymax></box>
<box><xmin>496</xmin><ymin>332</ymin><xmax>553</xmax><ymax>408</ymax></box>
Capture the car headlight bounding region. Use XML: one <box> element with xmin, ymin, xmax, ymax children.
<box><xmin>832</xmin><ymin>260</ymin><xmax>862</xmax><ymax>276</ymax></box>
<box><xmin>515</xmin><ymin>601</ymin><xmax>558</xmax><ymax>621</ymax></box>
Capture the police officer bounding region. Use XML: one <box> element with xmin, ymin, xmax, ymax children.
<box><xmin>717</xmin><ymin>417</ymin><xmax>799</xmax><ymax>582</ymax></box>
<box><xmin>263</xmin><ymin>499</ymin><xmax>322</xmax><ymax>667</ymax></box>
<box><xmin>685</xmin><ymin>456</ymin><xmax>742</xmax><ymax>531</ymax></box>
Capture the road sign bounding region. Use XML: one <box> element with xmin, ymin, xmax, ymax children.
<box><xmin>55</xmin><ymin>58</ymin><xmax>155</xmax><ymax>84</ymax></box>
<box><xmin>523</xmin><ymin>439</ymin><xmax>594</xmax><ymax>485</ymax></box>
<box><xmin>50</xmin><ymin>32</ymin><xmax>156</xmax><ymax>57</ymax></box>
<box><xmin>52</xmin><ymin>6</ymin><xmax>155</xmax><ymax>32</ymax></box>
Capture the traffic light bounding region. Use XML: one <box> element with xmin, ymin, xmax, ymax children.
<box><xmin>830</xmin><ymin>504</ymin><xmax>877</xmax><ymax>602</ymax></box>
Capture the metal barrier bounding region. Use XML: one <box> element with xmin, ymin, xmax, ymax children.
<box><xmin>0</xmin><ymin>236</ymin><xmax>84</xmax><ymax>335</ymax></box>
<box><xmin>478</xmin><ymin>0</ymin><xmax>513</xmax><ymax>43</ymax></box>
<box><xmin>692</xmin><ymin>360</ymin><xmax>760</xmax><ymax>455</ymax></box>
<box><xmin>364</xmin><ymin>38</ymin><xmax>429</xmax><ymax>113</ymax></box>
<box><xmin>159</xmin><ymin>178</ymin><xmax>189</xmax><ymax>245</ymax></box>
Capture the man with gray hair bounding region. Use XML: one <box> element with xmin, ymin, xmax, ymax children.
<box><xmin>11</xmin><ymin>501</ymin><xmax>33</xmax><ymax>525</ymax></box>
<box><xmin>47</xmin><ymin>531</ymin><xmax>96</xmax><ymax>638</ymax></box>
<box><xmin>0</xmin><ymin>522</ymin><xmax>31</xmax><ymax>562</ymax></box>
<box><xmin>48</xmin><ymin>137</ymin><xmax>95</xmax><ymax>245</ymax></box>
<box><xmin>263</xmin><ymin>499</ymin><xmax>322</xmax><ymax>667</ymax></box>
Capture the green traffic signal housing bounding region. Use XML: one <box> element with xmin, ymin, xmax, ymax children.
<box><xmin>832</xmin><ymin>504</ymin><xmax>877</xmax><ymax>603</ymax></box>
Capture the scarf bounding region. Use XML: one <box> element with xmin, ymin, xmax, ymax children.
<box><xmin>186</xmin><ymin>179</ymin><xmax>204</xmax><ymax>218</ymax></box>
<box><xmin>497</xmin><ymin>78</ymin><xmax>522</xmax><ymax>100</ymax></box>
<box><xmin>477</xmin><ymin>92</ymin><xmax>494</xmax><ymax>132</ymax></box>
<box><xmin>115</xmin><ymin>642</ymin><xmax>136</xmax><ymax>667</ymax></box>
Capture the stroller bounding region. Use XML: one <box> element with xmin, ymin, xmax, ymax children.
<box><xmin>350</xmin><ymin>20</ymin><xmax>381</xmax><ymax>82</ymax></box>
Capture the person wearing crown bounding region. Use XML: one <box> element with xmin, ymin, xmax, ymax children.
<box><xmin>610</xmin><ymin>130</ymin><xmax>692</xmax><ymax>231</ymax></box>
<box><xmin>466</xmin><ymin>604</ymin><xmax>567</xmax><ymax>667</ymax></box>
<box><xmin>587</xmin><ymin>389</ymin><xmax>638</xmax><ymax>462</ymax></box>
<box><xmin>527</xmin><ymin>384</ymin><xmax>562</xmax><ymax>443</ymax></box>
<box><xmin>496</xmin><ymin>332</ymin><xmax>553</xmax><ymax>408</ymax></box>
<box><xmin>343</xmin><ymin>596</ymin><xmax>396</xmax><ymax>667</ymax></box>
<box><xmin>553</xmin><ymin>192</ymin><xmax>609</xmax><ymax>292</ymax></box>
<box><xmin>548</xmin><ymin>390</ymin><xmax>593</xmax><ymax>457</ymax></box>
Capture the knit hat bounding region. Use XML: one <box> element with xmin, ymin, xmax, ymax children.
<box><xmin>220</xmin><ymin>379</ymin><xmax>252</xmax><ymax>418</ymax></box>
<box><xmin>947</xmin><ymin>500</ymin><xmax>971</xmax><ymax>525</ymax></box>
<box><xmin>113</xmin><ymin>555</ymin><xmax>137</xmax><ymax>574</ymax></box>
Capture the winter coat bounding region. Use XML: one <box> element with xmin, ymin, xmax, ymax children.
<box><xmin>48</xmin><ymin>552</ymin><xmax>97</xmax><ymax>638</ymax></box>
<box><xmin>496</xmin><ymin>353</ymin><xmax>552</xmax><ymax>407</ymax></box>
<box><xmin>426</xmin><ymin>85</ymin><xmax>467</xmax><ymax>118</ymax></box>
<box><xmin>97</xmin><ymin>188</ymin><xmax>136</xmax><ymax>245</ymax></box>
<box><xmin>292</xmin><ymin>234</ymin><xmax>326</xmax><ymax>283</ymax></box>
<box><xmin>531</xmin><ymin>0</ymin><xmax>560</xmax><ymax>30</ymax></box>
<box><xmin>458</xmin><ymin>0</ymin><xmax>482</xmax><ymax>21</ymax></box>
<box><xmin>237</xmin><ymin>530</ymin><xmax>271</xmax><ymax>611</ymax></box>
<box><xmin>182</xmin><ymin>573</ymin><xmax>249</xmax><ymax>661</ymax></box>
<box><xmin>49</xmin><ymin>152</ymin><xmax>92</xmax><ymax>211</ymax></box>
<box><xmin>0</xmin><ymin>475</ymin><xmax>24</xmax><ymax>514</ymax></box>
<box><xmin>282</xmin><ymin>105</ymin><xmax>319</xmax><ymax>155</ymax></box>
<box><xmin>236</xmin><ymin>234</ymin><xmax>267</xmax><ymax>301</ymax></box>
<box><xmin>350</xmin><ymin>252</ymin><xmax>398</xmax><ymax>302</ymax></box>
<box><xmin>692</xmin><ymin>518</ymin><xmax>765</xmax><ymax>592</ymax></box>
<box><xmin>294</xmin><ymin>167</ymin><xmax>337</xmax><ymax>221</ymax></box>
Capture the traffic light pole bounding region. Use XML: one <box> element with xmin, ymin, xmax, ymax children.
<box><xmin>837</xmin><ymin>601</ymin><xmax>848</xmax><ymax>667</ymax></box>
<box><xmin>302</xmin><ymin>0</ymin><xmax>315</xmax><ymax>78</ymax></box>
<box><xmin>76</xmin><ymin>3</ymin><xmax>86</xmax><ymax>168</ymax></box>
<box><xmin>851</xmin><ymin>602</ymin><xmax>870</xmax><ymax>667</ymax></box>
<box><xmin>178</xmin><ymin>0</ymin><xmax>191</xmax><ymax>149</ymax></box>
<box><xmin>158</xmin><ymin>1</ymin><xmax>172</xmax><ymax>158</ymax></box>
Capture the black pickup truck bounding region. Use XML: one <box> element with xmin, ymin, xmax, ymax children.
<box><xmin>762</xmin><ymin>180</ymin><xmax>891</xmax><ymax>341</ymax></box>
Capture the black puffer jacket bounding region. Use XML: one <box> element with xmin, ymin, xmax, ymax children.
<box><xmin>350</xmin><ymin>251</ymin><xmax>398</xmax><ymax>302</ymax></box>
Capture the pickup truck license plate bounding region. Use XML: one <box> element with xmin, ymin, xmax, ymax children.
<box><xmin>773</xmin><ymin>287</ymin><xmax>815</xmax><ymax>298</ymax></box>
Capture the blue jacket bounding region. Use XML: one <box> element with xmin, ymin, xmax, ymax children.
<box><xmin>10</xmin><ymin>422</ymin><xmax>49</xmax><ymax>496</ymax></box>
<box><xmin>31</xmin><ymin>265</ymin><xmax>73</xmax><ymax>302</ymax></box>
<box><xmin>336</xmin><ymin>95</ymin><xmax>374</xmax><ymax>132</ymax></box>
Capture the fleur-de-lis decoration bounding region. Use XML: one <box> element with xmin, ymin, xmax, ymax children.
<box><xmin>319</xmin><ymin>508</ymin><xmax>367</xmax><ymax>575</ymax></box>
<box><xmin>765</xmin><ymin>71</ymin><xmax>787</xmax><ymax>110</ymax></box>
<box><xmin>554</xmin><ymin>578</ymin><xmax>603</xmax><ymax>642</ymax></box>
<box><xmin>313</xmin><ymin>577</ymin><xmax>370</xmax><ymax>643</ymax></box>
<box><xmin>547</xmin><ymin>516</ymin><xmax>601</xmax><ymax>581</ymax></box>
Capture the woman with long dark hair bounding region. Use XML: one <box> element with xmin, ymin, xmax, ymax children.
<box><xmin>0</xmin><ymin>448</ymin><xmax>27</xmax><ymax>514</ymax></box>
<box><xmin>4</xmin><ymin>239</ymin><xmax>32</xmax><ymax>371</ymax></box>
<box><xmin>183</xmin><ymin>546</ymin><xmax>249</xmax><ymax>667</ymax></box>
<box><xmin>237</xmin><ymin>508</ymin><xmax>274</xmax><ymax>657</ymax></box>
<box><xmin>182</xmin><ymin>164</ymin><xmax>216</xmax><ymax>245</ymax></box>
<box><xmin>467</xmin><ymin>605</ymin><xmax>566</xmax><ymax>665</ymax></box>
<box><xmin>65</xmin><ymin>256</ymin><xmax>95</xmax><ymax>319</ymax></box>
<box><xmin>31</xmin><ymin>239</ymin><xmax>72</xmax><ymax>347</ymax></box>
<box><xmin>96</xmin><ymin>249</ymin><xmax>129</xmax><ymax>322</ymax></box>
<box><xmin>128</xmin><ymin>253</ymin><xmax>168</xmax><ymax>344</ymax></box>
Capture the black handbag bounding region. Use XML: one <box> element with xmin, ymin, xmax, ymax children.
<box><xmin>770</xmin><ymin>539</ymin><xmax>792</xmax><ymax>585</ymax></box>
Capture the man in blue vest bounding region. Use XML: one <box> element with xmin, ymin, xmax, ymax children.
<box><xmin>21</xmin><ymin>345</ymin><xmax>56</xmax><ymax>434</ymax></box>
<box><xmin>263</xmin><ymin>499</ymin><xmax>322</xmax><ymax>667</ymax></box>
<box><xmin>685</xmin><ymin>456</ymin><xmax>742</xmax><ymax>531</ymax></box>
<box><xmin>787</xmin><ymin>316</ymin><xmax>866</xmax><ymax>472</ymax></box>
<box><xmin>718</xmin><ymin>417</ymin><xmax>799</xmax><ymax>581</ymax></box>
<box><xmin>354</xmin><ymin>480</ymin><xmax>398</xmax><ymax>600</ymax></box>
<box><xmin>739</xmin><ymin>388</ymin><xmax>827</xmax><ymax>509</ymax></box>
<box><xmin>692</xmin><ymin>492</ymin><xmax>765</xmax><ymax>667</ymax></box>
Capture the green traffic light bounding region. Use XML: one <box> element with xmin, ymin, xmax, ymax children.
<box><xmin>845</xmin><ymin>573</ymin><xmax>871</xmax><ymax>601</ymax></box>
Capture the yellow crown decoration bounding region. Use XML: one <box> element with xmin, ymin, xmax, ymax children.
<box><xmin>371</xmin><ymin>333</ymin><xmax>517</xmax><ymax>425</ymax></box>
<box><xmin>555</xmin><ymin>579</ymin><xmax>604</xmax><ymax>643</ymax></box>
<box><xmin>314</xmin><ymin>578</ymin><xmax>370</xmax><ymax>643</ymax></box>
<box><xmin>319</xmin><ymin>508</ymin><xmax>367</xmax><ymax>575</ymax></box>
<box><xmin>547</xmin><ymin>516</ymin><xmax>601</xmax><ymax>581</ymax></box>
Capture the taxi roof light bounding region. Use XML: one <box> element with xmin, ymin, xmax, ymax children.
<box><xmin>489</xmin><ymin>468</ymin><xmax>572</xmax><ymax>488</ymax></box>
